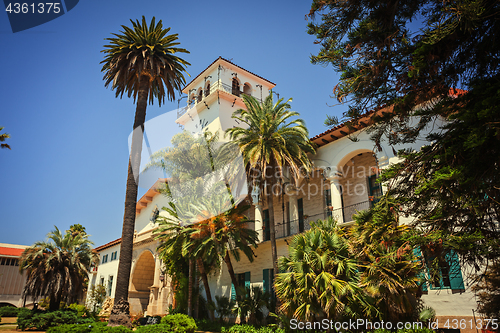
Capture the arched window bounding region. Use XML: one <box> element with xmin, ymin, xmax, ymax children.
<box><xmin>189</xmin><ymin>93</ymin><xmax>195</xmax><ymax>106</ymax></box>
<box><xmin>243</xmin><ymin>83</ymin><xmax>252</xmax><ymax>97</ymax></box>
<box><xmin>205</xmin><ymin>82</ymin><xmax>210</xmax><ymax>97</ymax></box>
<box><xmin>232</xmin><ymin>78</ymin><xmax>240</xmax><ymax>97</ymax></box>
<box><xmin>197</xmin><ymin>88</ymin><xmax>203</xmax><ymax>102</ymax></box>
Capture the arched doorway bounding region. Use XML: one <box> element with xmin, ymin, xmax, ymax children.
<box><xmin>129</xmin><ymin>251</ymin><xmax>155</xmax><ymax>315</ymax></box>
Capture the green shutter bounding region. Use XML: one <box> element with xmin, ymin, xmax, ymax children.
<box><xmin>446</xmin><ymin>250</ymin><xmax>464</xmax><ymax>290</ymax></box>
<box><xmin>264</xmin><ymin>210</ymin><xmax>270</xmax><ymax>241</ymax></box>
<box><xmin>231</xmin><ymin>283</ymin><xmax>236</xmax><ymax>301</ymax></box>
<box><xmin>298</xmin><ymin>199</ymin><xmax>304</xmax><ymax>232</ymax></box>
<box><xmin>263</xmin><ymin>269</ymin><xmax>269</xmax><ymax>295</ymax></box>
<box><xmin>413</xmin><ymin>247</ymin><xmax>428</xmax><ymax>292</ymax></box>
<box><xmin>245</xmin><ymin>272</ymin><xmax>251</xmax><ymax>290</ymax></box>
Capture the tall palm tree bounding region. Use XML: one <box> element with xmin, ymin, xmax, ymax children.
<box><xmin>0</xmin><ymin>126</ymin><xmax>11</xmax><ymax>150</ymax></box>
<box><xmin>101</xmin><ymin>16</ymin><xmax>189</xmax><ymax>325</ymax></box>
<box><xmin>19</xmin><ymin>226</ymin><xmax>96</xmax><ymax>311</ymax></box>
<box><xmin>226</xmin><ymin>94</ymin><xmax>315</xmax><ymax>286</ymax></box>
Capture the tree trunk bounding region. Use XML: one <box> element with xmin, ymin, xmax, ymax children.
<box><xmin>224</xmin><ymin>252</ymin><xmax>240</xmax><ymax>297</ymax></box>
<box><xmin>187</xmin><ymin>259</ymin><xmax>194</xmax><ymax>317</ymax></box>
<box><xmin>197</xmin><ymin>257</ymin><xmax>215</xmax><ymax>320</ymax></box>
<box><xmin>108</xmin><ymin>75</ymin><xmax>149</xmax><ymax>328</ymax></box>
<box><xmin>266</xmin><ymin>173</ymin><xmax>279</xmax><ymax>297</ymax></box>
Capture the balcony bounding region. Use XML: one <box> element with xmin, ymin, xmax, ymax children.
<box><xmin>177</xmin><ymin>81</ymin><xmax>262</xmax><ymax>118</ymax></box>
<box><xmin>256</xmin><ymin>200</ymin><xmax>371</xmax><ymax>241</ymax></box>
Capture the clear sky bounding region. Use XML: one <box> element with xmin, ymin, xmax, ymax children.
<box><xmin>0</xmin><ymin>0</ymin><xmax>348</xmax><ymax>247</ymax></box>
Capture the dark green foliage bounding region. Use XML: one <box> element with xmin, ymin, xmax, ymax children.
<box><xmin>371</xmin><ymin>329</ymin><xmax>434</xmax><ymax>333</ymax></box>
<box><xmin>308</xmin><ymin>0</ymin><xmax>500</xmax><ymax>282</ymax></box>
<box><xmin>135</xmin><ymin>323</ymin><xmax>178</xmax><ymax>333</ymax></box>
<box><xmin>16</xmin><ymin>308</ymin><xmax>95</xmax><ymax>331</ymax></box>
<box><xmin>46</xmin><ymin>322</ymin><xmax>131</xmax><ymax>333</ymax></box>
<box><xmin>0</xmin><ymin>306</ymin><xmax>23</xmax><ymax>317</ymax></box>
<box><xmin>195</xmin><ymin>318</ymin><xmax>231</xmax><ymax>332</ymax></box>
<box><xmin>221</xmin><ymin>325</ymin><xmax>285</xmax><ymax>333</ymax></box>
<box><xmin>159</xmin><ymin>313</ymin><xmax>197</xmax><ymax>333</ymax></box>
<box><xmin>472</xmin><ymin>260</ymin><xmax>500</xmax><ymax>320</ymax></box>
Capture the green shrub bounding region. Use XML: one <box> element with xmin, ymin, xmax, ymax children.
<box><xmin>46</xmin><ymin>322</ymin><xmax>131</xmax><ymax>333</ymax></box>
<box><xmin>196</xmin><ymin>318</ymin><xmax>231</xmax><ymax>332</ymax></box>
<box><xmin>223</xmin><ymin>324</ymin><xmax>258</xmax><ymax>333</ymax></box>
<box><xmin>136</xmin><ymin>324</ymin><xmax>177</xmax><ymax>333</ymax></box>
<box><xmin>160</xmin><ymin>313</ymin><xmax>197</xmax><ymax>333</ymax></box>
<box><xmin>16</xmin><ymin>308</ymin><xmax>95</xmax><ymax>331</ymax></box>
<box><xmin>0</xmin><ymin>306</ymin><xmax>20</xmax><ymax>317</ymax></box>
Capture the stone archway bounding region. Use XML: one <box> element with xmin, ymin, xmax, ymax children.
<box><xmin>129</xmin><ymin>250</ymin><xmax>155</xmax><ymax>315</ymax></box>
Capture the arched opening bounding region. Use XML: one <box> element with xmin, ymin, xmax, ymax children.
<box><xmin>243</xmin><ymin>82</ymin><xmax>252</xmax><ymax>97</ymax></box>
<box><xmin>189</xmin><ymin>93</ymin><xmax>195</xmax><ymax>106</ymax></box>
<box><xmin>197</xmin><ymin>88</ymin><xmax>203</xmax><ymax>103</ymax></box>
<box><xmin>204</xmin><ymin>81</ymin><xmax>211</xmax><ymax>97</ymax></box>
<box><xmin>337</xmin><ymin>151</ymin><xmax>380</xmax><ymax>222</ymax></box>
<box><xmin>231</xmin><ymin>78</ymin><xmax>240</xmax><ymax>97</ymax></box>
<box><xmin>130</xmin><ymin>251</ymin><xmax>155</xmax><ymax>314</ymax></box>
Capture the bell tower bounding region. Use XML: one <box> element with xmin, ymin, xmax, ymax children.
<box><xmin>176</xmin><ymin>57</ymin><xmax>276</xmax><ymax>138</ymax></box>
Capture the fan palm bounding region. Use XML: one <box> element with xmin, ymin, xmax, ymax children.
<box><xmin>19</xmin><ymin>226</ymin><xmax>96</xmax><ymax>311</ymax></box>
<box><xmin>348</xmin><ymin>198</ymin><xmax>421</xmax><ymax>322</ymax></box>
<box><xmin>101</xmin><ymin>16</ymin><xmax>189</xmax><ymax>324</ymax></box>
<box><xmin>226</xmin><ymin>94</ymin><xmax>315</xmax><ymax>287</ymax></box>
<box><xmin>275</xmin><ymin>218</ymin><xmax>374</xmax><ymax>321</ymax></box>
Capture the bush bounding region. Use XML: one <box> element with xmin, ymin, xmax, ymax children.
<box><xmin>160</xmin><ymin>313</ymin><xmax>197</xmax><ymax>333</ymax></box>
<box><xmin>17</xmin><ymin>308</ymin><xmax>95</xmax><ymax>331</ymax></box>
<box><xmin>221</xmin><ymin>325</ymin><xmax>285</xmax><ymax>333</ymax></box>
<box><xmin>0</xmin><ymin>306</ymin><xmax>21</xmax><ymax>317</ymax></box>
<box><xmin>46</xmin><ymin>322</ymin><xmax>131</xmax><ymax>333</ymax></box>
<box><xmin>136</xmin><ymin>324</ymin><xmax>178</xmax><ymax>333</ymax></box>
<box><xmin>196</xmin><ymin>318</ymin><xmax>230</xmax><ymax>332</ymax></box>
<box><xmin>223</xmin><ymin>324</ymin><xmax>258</xmax><ymax>333</ymax></box>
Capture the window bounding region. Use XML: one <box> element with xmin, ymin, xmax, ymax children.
<box><xmin>101</xmin><ymin>254</ymin><xmax>108</xmax><ymax>264</ymax></box>
<box><xmin>231</xmin><ymin>78</ymin><xmax>240</xmax><ymax>96</ymax></box>
<box><xmin>100</xmin><ymin>277</ymin><xmax>104</xmax><ymax>286</ymax></box>
<box><xmin>150</xmin><ymin>207</ymin><xmax>159</xmax><ymax>223</ymax></box>
<box><xmin>325</xmin><ymin>188</ymin><xmax>332</xmax><ymax>218</ymax></box>
<box><xmin>110</xmin><ymin>251</ymin><xmax>117</xmax><ymax>261</ymax></box>
<box><xmin>263</xmin><ymin>268</ymin><xmax>275</xmax><ymax>300</ymax></box>
<box><xmin>231</xmin><ymin>272</ymin><xmax>250</xmax><ymax>301</ymax></box>
<box><xmin>197</xmin><ymin>89</ymin><xmax>203</xmax><ymax>102</ymax></box>
<box><xmin>263</xmin><ymin>209</ymin><xmax>270</xmax><ymax>241</ymax></box>
<box><xmin>298</xmin><ymin>198</ymin><xmax>304</xmax><ymax>232</ymax></box>
<box><xmin>0</xmin><ymin>258</ymin><xmax>5</xmax><ymax>265</ymax></box>
<box><xmin>368</xmin><ymin>175</ymin><xmax>383</xmax><ymax>205</ymax></box>
<box><xmin>414</xmin><ymin>247</ymin><xmax>464</xmax><ymax>291</ymax></box>
<box><xmin>108</xmin><ymin>276</ymin><xmax>114</xmax><ymax>296</ymax></box>
<box><xmin>204</xmin><ymin>83</ymin><xmax>210</xmax><ymax>97</ymax></box>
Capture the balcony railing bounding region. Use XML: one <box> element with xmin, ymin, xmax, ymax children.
<box><xmin>256</xmin><ymin>200</ymin><xmax>371</xmax><ymax>241</ymax></box>
<box><xmin>177</xmin><ymin>81</ymin><xmax>262</xmax><ymax>119</ymax></box>
<box><xmin>333</xmin><ymin>200</ymin><xmax>371</xmax><ymax>223</ymax></box>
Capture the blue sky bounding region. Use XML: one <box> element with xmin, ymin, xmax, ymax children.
<box><xmin>0</xmin><ymin>0</ymin><xmax>348</xmax><ymax>247</ymax></box>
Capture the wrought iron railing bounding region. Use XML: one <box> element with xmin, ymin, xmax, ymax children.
<box><xmin>255</xmin><ymin>201</ymin><xmax>372</xmax><ymax>241</ymax></box>
<box><xmin>333</xmin><ymin>200</ymin><xmax>371</xmax><ymax>223</ymax></box>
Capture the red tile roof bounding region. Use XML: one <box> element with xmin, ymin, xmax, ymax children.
<box><xmin>310</xmin><ymin>88</ymin><xmax>468</xmax><ymax>147</ymax></box>
<box><xmin>0</xmin><ymin>247</ymin><xmax>26</xmax><ymax>257</ymax></box>
<box><xmin>94</xmin><ymin>238</ymin><xmax>121</xmax><ymax>252</ymax></box>
<box><xmin>183</xmin><ymin>57</ymin><xmax>276</xmax><ymax>92</ymax></box>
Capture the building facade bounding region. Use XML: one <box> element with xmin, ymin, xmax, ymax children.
<box><xmin>94</xmin><ymin>57</ymin><xmax>478</xmax><ymax>331</ymax></box>
<box><xmin>0</xmin><ymin>243</ymin><xmax>29</xmax><ymax>307</ymax></box>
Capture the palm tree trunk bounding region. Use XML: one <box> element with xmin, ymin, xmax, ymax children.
<box><xmin>108</xmin><ymin>75</ymin><xmax>149</xmax><ymax>327</ymax></box>
<box><xmin>266</xmin><ymin>174</ymin><xmax>279</xmax><ymax>293</ymax></box>
<box><xmin>197</xmin><ymin>258</ymin><xmax>215</xmax><ymax>320</ymax></box>
<box><xmin>187</xmin><ymin>258</ymin><xmax>194</xmax><ymax>317</ymax></box>
<box><xmin>224</xmin><ymin>252</ymin><xmax>240</xmax><ymax>297</ymax></box>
